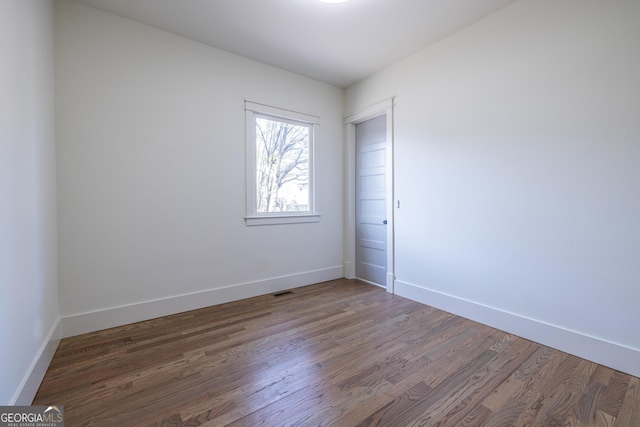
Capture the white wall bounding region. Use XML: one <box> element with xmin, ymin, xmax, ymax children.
<box><xmin>346</xmin><ymin>0</ymin><xmax>640</xmax><ymax>375</ymax></box>
<box><xmin>0</xmin><ymin>0</ymin><xmax>59</xmax><ymax>404</ymax></box>
<box><xmin>55</xmin><ymin>0</ymin><xmax>344</xmax><ymax>335</ymax></box>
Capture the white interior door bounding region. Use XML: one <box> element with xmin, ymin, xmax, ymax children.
<box><xmin>355</xmin><ymin>115</ymin><xmax>387</xmax><ymax>287</ymax></box>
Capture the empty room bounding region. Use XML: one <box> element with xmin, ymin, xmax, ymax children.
<box><xmin>2</xmin><ymin>0</ymin><xmax>639</xmax><ymax>425</ymax></box>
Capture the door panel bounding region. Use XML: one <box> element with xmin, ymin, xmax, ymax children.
<box><xmin>355</xmin><ymin>115</ymin><xmax>387</xmax><ymax>286</ymax></box>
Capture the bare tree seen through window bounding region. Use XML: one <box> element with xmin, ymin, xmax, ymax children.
<box><xmin>255</xmin><ymin>117</ymin><xmax>310</xmax><ymax>212</ymax></box>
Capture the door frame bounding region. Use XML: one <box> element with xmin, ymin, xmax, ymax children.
<box><xmin>344</xmin><ymin>97</ymin><xmax>395</xmax><ymax>293</ymax></box>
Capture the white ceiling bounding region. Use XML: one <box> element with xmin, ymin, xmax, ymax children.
<box><xmin>69</xmin><ymin>0</ymin><xmax>518</xmax><ymax>88</ymax></box>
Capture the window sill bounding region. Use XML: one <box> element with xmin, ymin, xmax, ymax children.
<box><xmin>245</xmin><ymin>214</ymin><xmax>321</xmax><ymax>226</ymax></box>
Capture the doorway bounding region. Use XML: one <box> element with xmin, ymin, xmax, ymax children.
<box><xmin>344</xmin><ymin>98</ymin><xmax>394</xmax><ymax>292</ymax></box>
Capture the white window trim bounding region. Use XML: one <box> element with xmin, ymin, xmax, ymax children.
<box><xmin>245</xmin><ymin>100</ymin><xmax>320</xmax><ymax>226</ymax></box>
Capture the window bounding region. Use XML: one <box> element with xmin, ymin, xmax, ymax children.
<box><xmin>245</xmin><ymin>101</ymin><xmax>320</xmax><ymax>225</ymax></box>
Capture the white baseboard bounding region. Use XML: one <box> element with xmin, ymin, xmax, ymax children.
<box><xmin>395</xmin><ymin>280</ymin><xmax>640</xmax><ymax>378</ymax></box>
<box><xmin>11</xmin><ymin>318</ymin><xmax>61</xmax><ymax>405</ymax></box>
<box><xmin>61</xmin><ymin>266</ymin><xmax>344</xmax><ymax>338</ymax></box>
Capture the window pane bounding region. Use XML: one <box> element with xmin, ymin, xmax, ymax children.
<box><xmin>255</xmin><ymin>117</ymin><xmax>310</xmax><ymax>213</ymax></box>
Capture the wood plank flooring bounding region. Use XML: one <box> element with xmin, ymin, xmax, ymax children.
<box><xmin>34</xmin><ymin>279</ymin><xmax>640</xmax><ymax>426</ymax></box>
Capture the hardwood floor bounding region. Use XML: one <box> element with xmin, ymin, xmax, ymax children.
<box><xmin>34</xmin><ymin>279</ymin><xmax>640</xmax><ymax>426</ymax></box>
